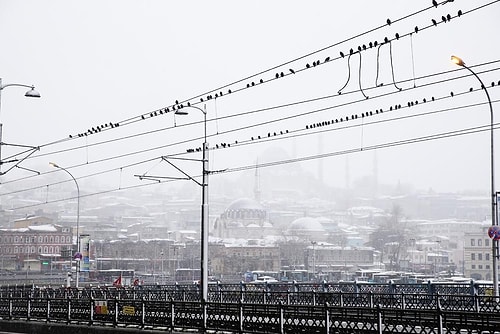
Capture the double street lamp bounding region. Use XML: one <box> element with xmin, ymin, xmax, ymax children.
<box><xmin>0</xmin><ymin>78</ymin><xmax>40</xmax><ymax>174</ymax></box>
<box><xmin>175</xmin><ymin>105</ymin><xmax>209</xmax><ymax>302</ymax></box>
<box><xmin>49</xmin><ymin>162</ymin><xmax>81</xmax><ymax>288</ymax></box>
<box><xmin>451</xmin><ymin>55</ymin><xmax>498</xmax><ymax>296</ymax></box>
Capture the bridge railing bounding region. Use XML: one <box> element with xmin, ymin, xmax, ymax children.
<box><xmin>1</xmin><ymin>292</ymin><xmax>500</xmax><ymax>333</ymax></box>
<box><xmin>0</xmin><ymin>280</ymin><xmax>491</xmax><ymax>303</ymax></box>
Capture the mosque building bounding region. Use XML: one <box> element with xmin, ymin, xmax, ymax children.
<box><xmin>212</xmin><ymin>197</ymin><xmax>275</xmax><ymax>239</ymax></box>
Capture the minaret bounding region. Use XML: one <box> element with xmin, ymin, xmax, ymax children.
<box><xmin>253</xmin><ymin>159</ymin><xmax>261</xmax><ymax>203</ymax></box>
<box><xmin>318</xmin><ymin>134</ymin><xmax>324</xmax><ymax>183</ymax></box>
<box><xmin>345</xmin><ymin>156</ymin><xmax>350</xmax><ymax>190</ymax></box>
<box><xmin>373</xmin><ymin>151</ymin><xmax>379</xmax><ymax>197</ymax></box>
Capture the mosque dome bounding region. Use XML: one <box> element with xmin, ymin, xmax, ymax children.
<box><xmin>226</xmin><ymin>198</ymin><xmax>264</xmax><ymax>211</ymax></box>
<box><xmin>223</xmin><ymin>198</ymin><xmax>267</xmax><ymax>220</ymax></box>
<box><xmin>288</xmin><ymin>217</ymin><xmax>325</xmax><ymax>232</ymax></box>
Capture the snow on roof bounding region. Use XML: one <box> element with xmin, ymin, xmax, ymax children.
<box><xmin>29</xmin><ymin>224</ymin><xmax>58</xmax><ymax>232</ymax></box>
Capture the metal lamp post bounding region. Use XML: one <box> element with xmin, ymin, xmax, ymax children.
<box><xmin>175</xmin><ymin>104</ymin><xmax>209</xmax><ymax>302</ymax></box>
<box><xmin>49</xmin><ymin>162</ymin><xmax>81</xmax><ymax>288</ymax></box>
<box><xmin>451</xmin><ymin>55</ymin><xmax>497</xmax><ymax>296</ymax></box>
<box><xmin>0</xmin><ymin>78</ymin><xmax>40</xmax><ymax>174</ymax></box>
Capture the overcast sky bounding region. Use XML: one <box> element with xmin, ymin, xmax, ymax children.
<box><xmin>0</xmin><ymin>0</ymin><xmax>499</xmax><ymax>210</ymax></box>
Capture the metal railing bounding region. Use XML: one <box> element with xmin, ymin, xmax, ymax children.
<box><xmin>0</xmin><ymin>291</ymin><xmax>499</xmax><ymax>333</ymax></box>
<box><xmin>0</xmin><ymin>280</ymin><xmax>489</xmax><ymax>300</ymax></box>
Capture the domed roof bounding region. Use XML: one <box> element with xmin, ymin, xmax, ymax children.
<box><xmin>227</xmin><ymin>221</ymin><xmax>244</xmax><ymax>228</ymax></box>
<box><xmin>225</xmin><ymin>198</ymin><xmax>265</xmax><ymax>212</ymax></box>
<box><xmin>288</xmin><ymin>217</ymin><xmax>325</xmax><ymax>232</ymax></box>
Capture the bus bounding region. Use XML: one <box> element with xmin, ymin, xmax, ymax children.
<box><xmin>89</xmin><ymin>269</ymin><xmax>135</xmax><ymax>286</ymax></box>
<box><xmin>280</xmin><ymin>269</ymin><xmax>310</xmax><ymax>282</ymax></box>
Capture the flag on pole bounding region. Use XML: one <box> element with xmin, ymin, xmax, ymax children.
<box><xmin>113</xmin><ymin>274</ymin><xmax>122</xmax><ymax>286</ymax></box>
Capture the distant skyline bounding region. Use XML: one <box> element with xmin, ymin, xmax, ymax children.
<box><xmin>0</xmin><ymin>0</ymin><xmax>499</xmax><ymax>215</ymax></box>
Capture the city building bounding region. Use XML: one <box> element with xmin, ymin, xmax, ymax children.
<box><xmin>0</xmin><ymin>224</ymin><xmax>72</xmax><ymax>271</ymax></box>
<box><xmin>210</xmin><ymin>239</ymin><xmax>280</xmax><ymax>281</ymax></box>
<box><xmin>306</xmin><ymin>242</ymin><xmax>375</xmax><ymax>281</ymax></box>
<box><xmin>463</xmin><ymin>224</ymin><xmax>494</xmax><ymax>281</ymax></box>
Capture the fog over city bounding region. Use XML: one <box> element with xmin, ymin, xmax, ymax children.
<box><xmin>0</xmin><ymin>0</ymin><xmax>499</xmax><ymax>213</ymax></box>
<box><xmin>3</xmin><ymin>4</ymin><xmax>500</xmax><ymax>331</ymax></box>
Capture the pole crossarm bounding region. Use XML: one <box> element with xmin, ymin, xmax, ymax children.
<box><xmin>134</xmin><ymin>174</ymin><xmax>192</xmax><ymax>182</ymax></box>
<box><xmin>134</xmin><ymin>155</ymin><xmax>204</xmax><ymax>186</ymax></box>
<box><xmin>14</xmin><ymin>165</ymin><xmax>40</xmax><ymax>175</ymax></box>
<box><xmin>161</xmin><ymin>156</ymin><xmax>203</xmax><ymax>187</ymax></box>
<box><xmin>0</xmin><ymin>145</ymin><xmax>40</xmax><ymax>176</ymax></box>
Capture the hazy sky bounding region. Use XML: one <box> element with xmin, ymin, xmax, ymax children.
<box><xmin>0</xmin><ymin>0</ymin><xmax>499</xmax><ymax>210</ymax></box>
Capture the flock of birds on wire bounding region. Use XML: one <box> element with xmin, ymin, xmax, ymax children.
<box><xmin>70</xmin><ymin>0</ymin><xmax>475</xmax><ymax>161</ymax></box>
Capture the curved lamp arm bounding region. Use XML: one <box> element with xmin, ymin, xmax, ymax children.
<box><xmin>451</xmin><ymin>55</ymin><xmax>497</xmax><ymax>296</ymax></box>
<box><xmin>49</xmin><ymin>162</ymin><xmax>81</xmax><ymax>288</ymax></box>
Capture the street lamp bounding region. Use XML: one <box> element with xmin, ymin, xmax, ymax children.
<box><xmin>175</xmin><ymin>104</ymin><xmax>209</xmax><ymax>302</ymax></box>
<box><xmin>0</xmin><ymin>78</ymin><xmax>40</xmax><ymax>174</ymax></box>
<box><xmin>451</xmin><ymin>55</ymin><xmax>497</xmax><ymax>295</ymax></box>
<box><xmin>49</xmin><ymin>162</ymin><xmax>81</xmax><ymax>288</ymax></box>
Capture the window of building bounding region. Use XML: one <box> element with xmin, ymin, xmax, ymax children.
<box><xmin>478</xmin><ymin>239</ymin><xmax>482</xmax><ymax>246</ymax></box>
<box><xmin>472</xmin><ymin>264</ymin><xmax>476</xmax><ymax>269</ymax></box>
<box><xmin>485</xmin><ymin>239</ymin><xmax>490</xmax><ymax>247</ymax></box>
<box><xmin>471</xmin><ymin>253</ymin><xmax>475</xmax><ymax>260</ymax></box>
<box><xmin>471</xmin><ymin>239</ymin><xmax>475</xmax><ymax>246</ymax></box>
<box><xmin>479</xmin><ymin>265</ymin><xmax>483</xmax><ymax>269</ymax></box>
<box><xmin>486</xmin><ymin>254</ymin><xmax>490</xmax><ymax>261</ymax></box>
<box><xmin>478</xmin><ymin>254</ymin><xmax>483</xmax><ymax>261</ymax></box>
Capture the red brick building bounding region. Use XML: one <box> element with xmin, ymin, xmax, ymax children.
<box><xmin>0</xmin><ymin>224</ymin><xmax>72</xmax><ymax>271</ymax></box>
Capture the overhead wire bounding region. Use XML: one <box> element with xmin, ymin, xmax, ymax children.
<box><xmin>3</xmin><ymin>87</ymin><xmax>499</xmax><ymax>199</ymax></box>
<box><xmin>2</xmin><ymin>1</ymin><xmax>500</xmax><ymax>204</ymax></box>
<box><xmin>61</xmin><ymin>0</ymin><xmax>476</xmax><ymax>140</ymax></box>
<box><xmin>5</xmin><ymin>0</ymin><xmax>493</xmax><ymax>162</ymax></box>
<box><xmin>7</xmin><ymin>120</ymin><xmax>500</xmax><ymax>212</ymax></box>
<box><xmin>21</xmin><ymin>62</ymin><xmax>500</xmax><ymax>168</ymax></box>
<box><xmin>22</xmin><ymin>60</ymin><xmax>500</xmax><ymax>165</ymax></box>
<box><xmin>2</xmin><ymin>62</ymin><xmax>499</xmax><ymax>193</ymax></box>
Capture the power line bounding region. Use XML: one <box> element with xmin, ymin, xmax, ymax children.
<box><xmin>6</xmin><ymin>3</ymin><xmax>496</xmax><ymax>167</ymax></box>
<box><xmin>2</xmin><ymin>90</ymin><xmax>499</xmax><ymax>199</ymax></box>
<box><xmin>2</xmin><ymin>64</ymin><xmax>499</xmax><ymax>193</ymax></box>
<box><xmin>6</xmin><ymin>121</ymin><xmax>500</xmax><ymax>212</ymax></box>
<box><xmin>63</xmin><ymin>0</ymin><xmax>486</xmax><ymax>140</ymax></box>
<box><xmin>23</xmin><ymin>61</ymin><xmax>500</xmax><ymax>164</ymax></box>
